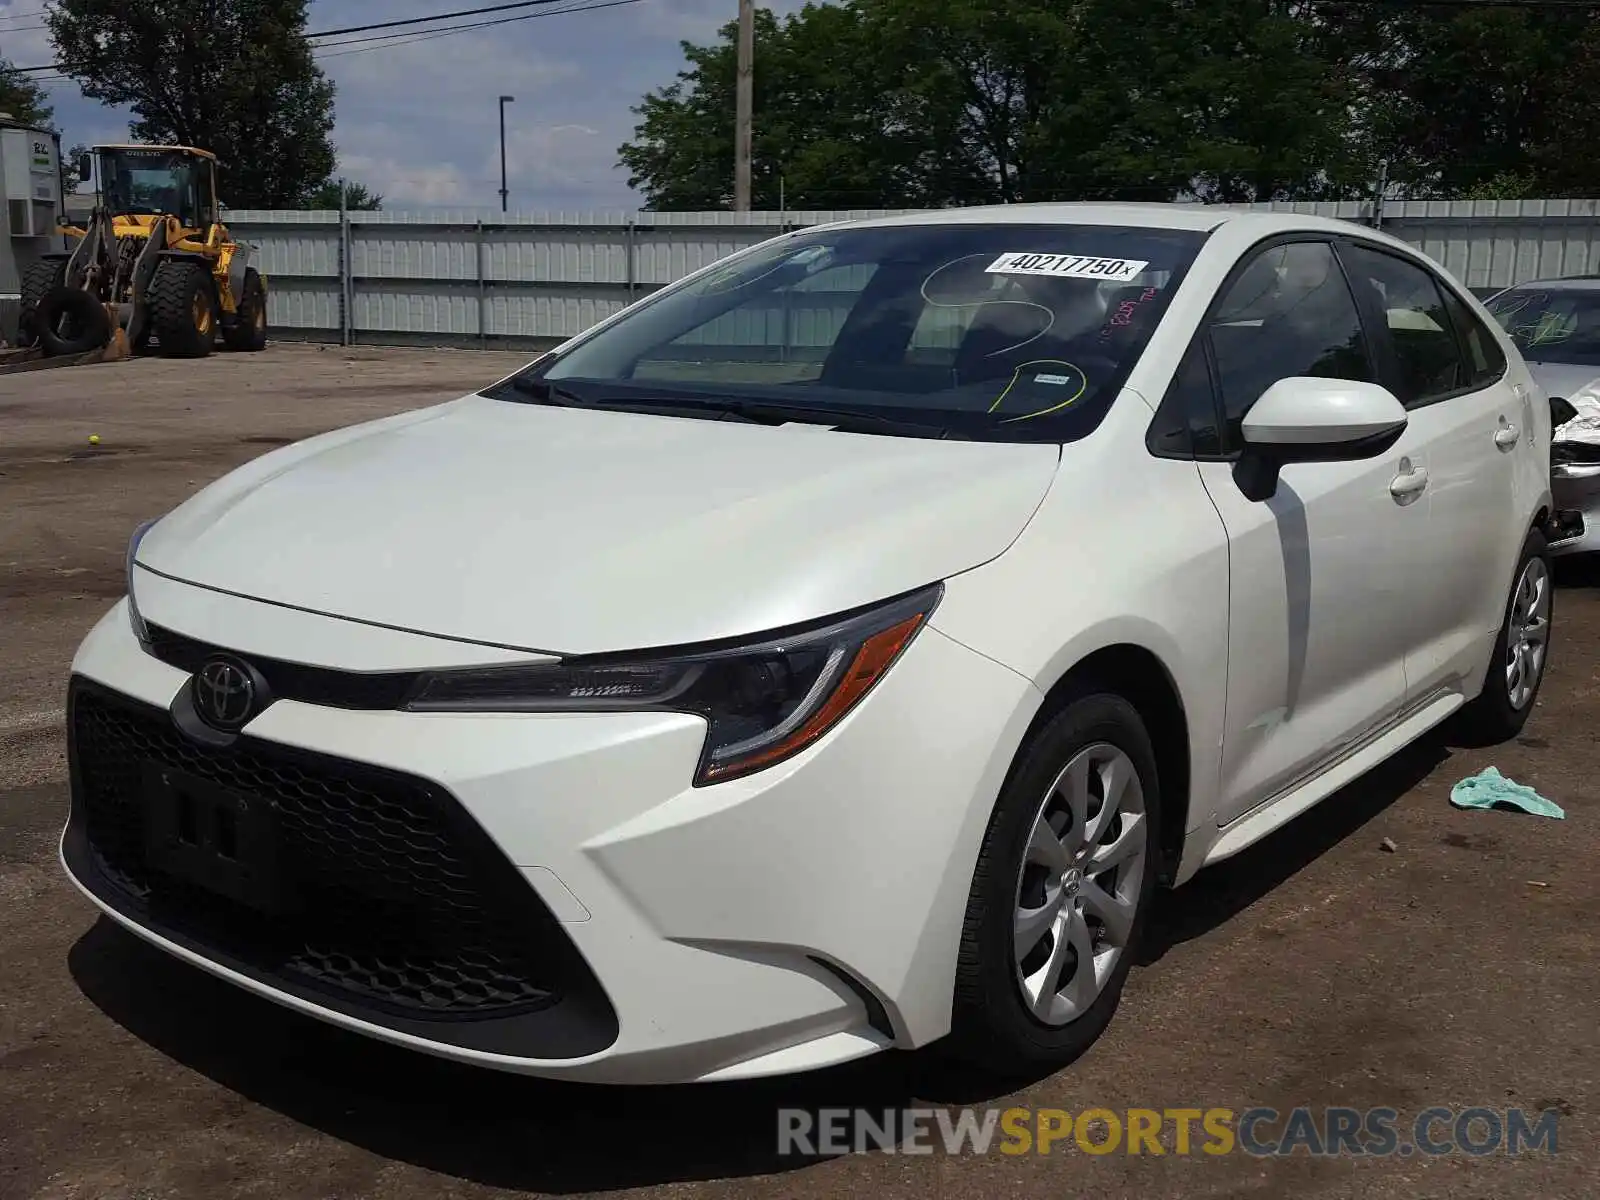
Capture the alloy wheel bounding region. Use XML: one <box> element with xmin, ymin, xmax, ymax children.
<box><xmin>1505</xmin><ymin>557</ymin><xmax>1551</xmax><ymax>711</ymax></box>
<box><xmin>1012</xmin><ymin>742</ymin><xmax>1148</xmax><ymax>1027</ymax></box>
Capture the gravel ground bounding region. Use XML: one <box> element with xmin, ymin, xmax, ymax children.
<box><xmin>1</xmin><ymin>344</ymin><xmax>1595</xmax><ymax>1200</ymax></box>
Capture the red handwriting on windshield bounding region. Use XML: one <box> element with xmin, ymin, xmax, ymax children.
<box><xmin>1110</xmin><ymin>287</ymin><xmax>1160</xmax><ymax>328</ymax></box>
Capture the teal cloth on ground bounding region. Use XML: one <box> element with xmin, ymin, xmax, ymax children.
<box><xmin>1449</xmin><ymin>767</ymin><xmax>1565</xmax><ymax>819</ymax></box>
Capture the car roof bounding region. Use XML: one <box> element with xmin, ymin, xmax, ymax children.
<box><xmin>811</xmin><ymin>202</ymin><xmax>1419</xmax><ymax>251</ymax></box>
<box><xmin>1497</xmin><ymin>275</ymin><xmax>1600</xmax><ymax>292</ymax></box>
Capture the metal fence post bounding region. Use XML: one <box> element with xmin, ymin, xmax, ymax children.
<box><xmin>338</xmin><ymin>188</ymin><xmax>352</xmax><ymax>346</ymax></box>
<box><xmin>625</xmin><ymin>217</ymin><xmax>636</xmax><ymax>300</ymax></box>
<box><xmin>475</xmin><ymin>219</ymin><xmax>487</xmax><ymax>347</ymax></box>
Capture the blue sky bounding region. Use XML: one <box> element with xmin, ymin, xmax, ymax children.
<box><xmin>1</xmin><ymin>0</ymin><xmax>796</xmax><ymax>212</ymax></box>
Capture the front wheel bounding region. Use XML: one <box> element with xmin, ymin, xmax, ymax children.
<box><xmin>1460</xmin><ymin>528</ymin><xmax>1553</xmax><ymax>741</ymax></box>
<box><xmin>945</xmin><ymin>691</ymin><xmax>1161</xmax><ymax>1075</ymax></box>
<box><xmin>147</xmin><ymin>259</ymin><xmax>217</xmax><ymax>358</ymax></box>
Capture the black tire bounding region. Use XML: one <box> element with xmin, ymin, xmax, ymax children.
<box><xmin>17</xmin><ymin>258</ymin><xmax>66</xmax><ymax>347</ymax></box>
<box><xmin>222</xmin><ymin>267</ymin><xmax>268</xmax><ymax>352</ymax></box>
<box><xmin>147</xmin><ymin>259</ymin><xmax>218</xmax><ymax>358</ymax></box>
<box><xmin>1459</xmin><ymin>527</ymin><xmax>1553</xmax><ymax>742</ymax></box>
<box><xmin>33</xmin><ymin>285</ymin><xmax>112</xmax><ymax>356</ymax></box>
<box><xmin>945</xmin><ymin>690</ymin><xmax>1162</xmax><ymax>1076</ymax></box>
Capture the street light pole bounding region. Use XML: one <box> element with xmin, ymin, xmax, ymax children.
<box><xmin>499</xmin><ymin>94</ymin><xmax>515</xmax><ymax>213</ymax></box>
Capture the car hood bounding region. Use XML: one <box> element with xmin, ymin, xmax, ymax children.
<box><xmin>136</xmin><ymin>395</ymin><xmax>1062</xmax><ymax>655</ymax></box>
<box><xmin>1525</xmin><ymin>360</ymin><xmax>1600</xmax><ymax>401</ymax></box>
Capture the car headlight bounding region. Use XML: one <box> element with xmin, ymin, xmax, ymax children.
<box><xmin>126</xmin><ymin>517</ymin><xmax>160</xmax><ymax>644</ymax></box>
<box><xmin>405</xmin><ymin>584</ymin><xmax>942</xmax><ymax>785</ymax></box>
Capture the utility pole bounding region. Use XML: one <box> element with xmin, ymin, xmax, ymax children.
<box><xmin>499</xmin><ymin>94</ymin><xmax>515</xmax><ymax>213</ymax></box>
<box><xmin>734</xmin><ymin>0</ymin><xmax>753</xmax><ymax>213</ymax></box>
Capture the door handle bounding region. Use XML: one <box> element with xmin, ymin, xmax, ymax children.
<box><xmin>1495</xmin><ymin>423</ymin><xmax>1521</xmax><ymax>450</ymax></box>
<box><xmin>1390</xmin><ymin>462</ymin><xmax>1429</xmax><ymax>500</ymax></box>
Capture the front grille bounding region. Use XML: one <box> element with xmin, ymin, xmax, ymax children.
<box><xmin>70</xmin><ymin>682</ymin><xmax>567</xmax><ymax>1019</ymax></box>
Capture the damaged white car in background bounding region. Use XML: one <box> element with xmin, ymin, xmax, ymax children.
<box><xmin>1484</xmin><ymin>277</ymin><xmax>1600</xmax><ymax>555</ymax></box>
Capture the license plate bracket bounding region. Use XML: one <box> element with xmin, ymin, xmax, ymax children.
<box><xmin>142</xmin><ymin>764</ymin><xmax>290</xmax><ymax>914</ymax></box>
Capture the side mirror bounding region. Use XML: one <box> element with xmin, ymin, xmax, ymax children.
<box><xmin>76</xmin><ymin>153</ymin><xmax>92</xmax><ymax>184</ymax></box>
<box><xmin>1234</xmin><ymin>377</ymin><xmax>1408</xmax><ymax>502</ymax></box>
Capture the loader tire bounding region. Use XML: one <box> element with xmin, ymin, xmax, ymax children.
<box><xmin>148</xmin><ymin>259</ymin><xmax>217</xmax><ymax>358</ymax></box>
<box><xmin>34</xmin><ymin>286</ymin><xmax>112</xmax><ymax>356</ymax></box>
<box><xmin>223</xmin><ymin>267</ymin><xmax>268</xmax><ymax>352</ymax></box>
<box><xmin>17</xmin><ymin>258</ymin><xmax>65</xmax><ymax>347</ymax></box>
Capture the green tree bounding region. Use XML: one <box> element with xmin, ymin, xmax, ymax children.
<box><xmin>307</xmin><ymin>178</ymin><xmax>383</xmax><ymax>210</ymax></box>
<box><xmin>47</xmin><ymin>0</ymin><xmax>337</xmax><ymax>208</ymax></box>
<box><xmin>1053</xmin><ymin>0</ymin><xmax>1370</xmax><ymax>202</ymax></box>
<box><xmin>0</xmin><ymin>59</ymin><xmax>52</xmax><ymax>128</ymax></box>
<box><xmin>619</xmin><ymin>0</ymin><xmax>1369</xmax><ymax>210</ymax></box>
<box><xmin>1323</xmin><ymin>2</ymin><xmax>1600</xmax><ymax>198</ymax></box>
<box><xmin>621</xmin><ymin>4</ymin><xmax>962</xmax><ymax>210</ymax></box>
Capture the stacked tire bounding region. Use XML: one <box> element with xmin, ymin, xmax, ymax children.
<box><xmin>19</xmin><ymin>259</ymin><xmax>113</xmax><ymax>356</ymax></box>
<box><xmin>17</xmin><ymin>258</ymin><xmax>64</xmax><ymax>348</ymax></box>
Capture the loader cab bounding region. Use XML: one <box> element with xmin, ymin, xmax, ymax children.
<box><xmin>89</xmin><ymin>145</ymin><xmax>219</xmax><ymax>232</ymax></box>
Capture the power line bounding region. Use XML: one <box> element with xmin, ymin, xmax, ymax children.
<box><xmin>308</xmin><ymin>0</ymin><xmax>604</xmax><ymax>40</ymax></box>
<box><xmin>19</xmin><ymin>0</ymin><xmax>640</xmax><ymax>89</ymax></box>
<box><xmin>314</xmin><ymin>0</ymin><xmax>644</xmax><ymax>55</ymax></box>
<box><xmin>9</xmin><ymin>0</ymin><xmax>649</xmax><ymax>73</ymax></box>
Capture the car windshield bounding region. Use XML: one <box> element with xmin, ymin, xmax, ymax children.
<box><xmin>493</xmin><ymin>222</ymin><xmax>1207</xmax><ymax>440</ymax></box>
<box><xmin>1483</xmin><ymin>286</ymin><xmax>1600</xmax><ymax>366</ymax></box>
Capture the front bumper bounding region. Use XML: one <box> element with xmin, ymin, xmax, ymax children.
<box><xmin>62</xmin><ymin>590</ymin><xmax>1040</xmax><ymax>1084</ymax></box>
<box><xmin>1550</xmin><ymin>461</ymin><xmax>1600</xmax><ymax>556</ymax></box>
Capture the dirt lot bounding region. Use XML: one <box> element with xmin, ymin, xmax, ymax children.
<box><xmin>1</xmin><ymin>344</ymin><xmax>1596</xmax><ymax>1199</ymax></box>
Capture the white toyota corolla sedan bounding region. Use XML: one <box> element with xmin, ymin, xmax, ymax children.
<box><xmin>62</xmin><ymin>205</ymin><xmax>1554</xmax><ymax>1085</ymax></box>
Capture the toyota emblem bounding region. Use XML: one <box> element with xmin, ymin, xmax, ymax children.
<box><xmin>193</xmin><ymin>657</ymin><xmax>257</xmax><ymax>730</ymax></box>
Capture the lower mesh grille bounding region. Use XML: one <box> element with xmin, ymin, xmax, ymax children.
<box><xmin>70</xmin><ymin>681</ymin><xmax>567</xmax><ymax>1018</ymax></box>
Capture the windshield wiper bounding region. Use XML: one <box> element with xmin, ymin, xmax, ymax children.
<box><xmin>501</xmin><ymin>380</ymin><xmax>951</xmax><ymax>437</ymax></box>
<box><xmin>504</xmin><ymin>377</ymin><xmax>766</xmax><ymax>423</ymax></box>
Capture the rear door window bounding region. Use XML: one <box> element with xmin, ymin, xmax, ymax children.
<box><xmin>1340</xmin><ymin>244</ymin><xmax>1468</xmax><ymax>409</ymax></box>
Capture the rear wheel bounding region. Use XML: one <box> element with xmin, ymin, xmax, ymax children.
<box><xmin>222</xmin><ymin>267</ymin><xmax>268</xmax><ymax>351</ymax></box>
<box><xmin>1460</xmin><ymin>528</ymin><xmax>1553</xmax><ymax>741</ymax></box>
<box><xmin>147</xmin><ymin>259</ymin><xmax>217</xmax><ymax>358</ymax></box>
<box><xmin>945</xmin><ymin>691</ymin><xmax>1161</xmax><ymax>1076</ymax></box>
<box><xmin>17</xmin><ymin>258</ymin><xmax>66</xmax><ymax>347</ymax></box>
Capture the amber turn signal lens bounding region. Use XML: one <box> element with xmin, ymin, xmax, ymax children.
<box><xmin>698</xmin><ymin>610</ymin><xmax>928</xmax><ymax>783</ymax></box>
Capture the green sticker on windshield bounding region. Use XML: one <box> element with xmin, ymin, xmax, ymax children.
<box><xmin>990</xmin><ymin>360</ymin><xmax>1087</xmax><ymax>422</ymax></box>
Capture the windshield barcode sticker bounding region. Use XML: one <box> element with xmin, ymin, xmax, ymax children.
<box><xmin>986</xmin><ymin>253</ymin><xmax>1149</xmax><ymax>282</ymax></box>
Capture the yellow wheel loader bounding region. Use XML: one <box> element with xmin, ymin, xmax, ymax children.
<box><xmin>20</xmin><ymin>144</ymin><xmax>268</xmax><ymax>358</ymax></box>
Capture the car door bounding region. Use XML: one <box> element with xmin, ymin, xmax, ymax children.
<box><xmin>1336</xmin><ymin>242</ymin><xmax>1524</xmax><ymax>703</ymax></box>
<box><xmin>1169</xmin><ymin>238</ymin><xmax>1430</xmax><ymax>826</ymax></box>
